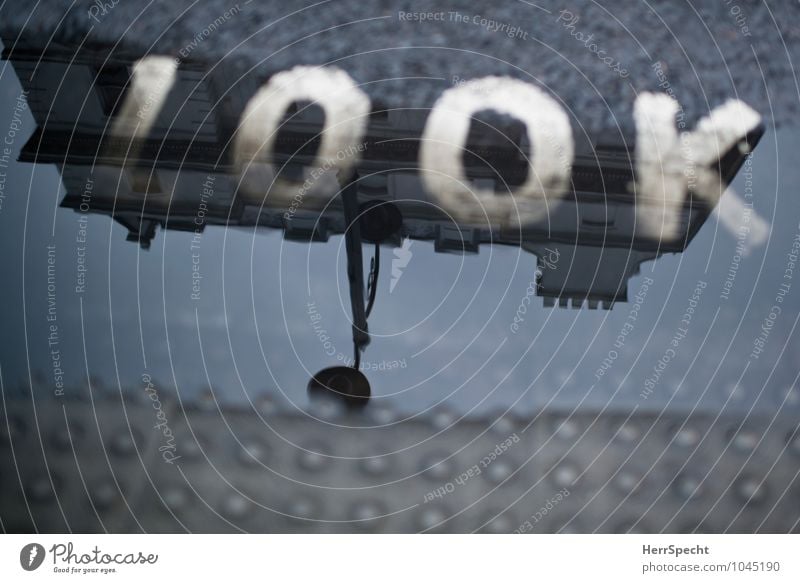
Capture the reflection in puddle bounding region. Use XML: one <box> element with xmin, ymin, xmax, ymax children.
<box><xmin>0</xmin><ymin>48</ymin><xmax>776</xmax><ymax>413</ymax></box>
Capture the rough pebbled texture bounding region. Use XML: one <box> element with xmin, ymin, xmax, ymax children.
<box><xmin>2</xmin><ymin>393</ymin><xmax>798</xmax><ymax>533</ymax></box>
<box><xmin>1</xmin><ymin>0</ymin><xmax>799</xmax><ymax>136</ymax></box>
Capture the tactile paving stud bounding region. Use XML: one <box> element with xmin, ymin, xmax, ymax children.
<box><xmin>730</xmin><ymin>428</ymin><xmax>759</xmax><ymax>452</ymax></box>
<box><xmin>672</xmin><ymin>473</ymin><xmax>704</xmax><ymax>500</ymax></box>
<box><xmin>90</xmin><ymin>481</ymin><xmax>119</xmax><ymax>510</ymax></box>
<box><xmin>734</xmin><ymin>475</ymin><xmax>768</xmax><ymax>506</ymax></box>
<box><xmin>359</xmin><ymin>454</ymin><xmax>391</xmax><ymax>477</ymax></box>
<box><xmin>417</xmin><ymin>505</ymin><xmax>450</xmax><ymax>532</ymax></box>
<box><xmin>615</xmin><ymin>421</ymin><xmax>641</xmax><ymax>443</ymax></box>
<box><xmin>348</xmin><ymin>500</ymin><xmax>388</xmax><ymax>529</ymax></box>
<box><xmin>551</xmin><ymin>417</ymin><xmax>580</xmax><ymax>441</ymax></box>
<box><xmin>0</xmin><ymin>414</ymin><xmax>26</xmax><ymax>445</ymax></box>
<box><xmin>51</xmin><ymin>421</ymin><xmax>86</xmax><ymax>452</ymax></box>
<box><xmin>551</xmin><ymin>463</ymin><xmax>578</xmax><ymax>488</ymax></box>
<box><xmin>287</xmin><ymin>496</ymin><xmax>320</xmax><ymax>520</ymax></box>
<box><xmin>479</xmin><ymin>511</ymin><xmax>514</xmax><ymax>534</ymax></box>
<box><xmin>25</xmin><ymin>474</ymin><xmax>58</xmax><ymax>503</ymax></box>
<box><xmin>296</xmin><ymin>444</ymin><xmax>331</xmax><ymax>472</ymax></box>
<box><xmin>162</xmin><ymin>486</ymin><xmax>190</xmax><ymax>511</ymax></box>
<box><xmin>220</xmin><ymin>492</ymin><xmax>252</xmax><ymax>520</ymax></box>
<box><xmin>787</xmin><ymin>430</ymin><xmax>800</xmax><ymax>456</ymax></box>
<box><xmin>109</xmin><ymin>430</ymin><xmax>140</xmax><ymax>458</ymax></box>
<box><xmin>177</xmin><ymin>435</ymin><xmax>206</xmax><ymax>461</ymax></box>
<box><xmin>420</xmin><ymin>451</ymin><xmax>455</xmax><ymax>481</ymax></box>
<box><xmin>237</xmin><ymin>440</ymin><xmax>269</xmax><ymax>467</ymax></box>
<box><xmin>431</xmin><ymin>408</ymin><xmax>457</xmax><ymax>431</ymax></box>
<box><xmin>614</xmin><ymin>470</ymin><xmax>643</xmax><ymax>495</ymax></box>
<box><xmin>672</xmin><ymin>424</ymin><xmax>701</xmax><ymax>448</ymax></box>
<box><xmin>485</xmin><ymin>460</ymin><xmax>514</xmax><ymax>484</ymax></box>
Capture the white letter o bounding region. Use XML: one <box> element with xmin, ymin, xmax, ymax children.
<box><xmin>419</xmin><ymin>77</ymin><xmax>573</xmax><ymax>223</ymax></box>
<box><xmin>235</xmin><ymin>66</ymin><xmax>370</xmax><ymax>199</ymax></box>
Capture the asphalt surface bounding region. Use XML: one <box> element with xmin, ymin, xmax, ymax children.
<box><xmin>1</xmin><ymin>0</ymin><xmax>798</xmax><ymax>136</ymax></box>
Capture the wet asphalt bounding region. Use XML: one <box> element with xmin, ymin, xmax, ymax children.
<box><xmin>1</xmin><ymin>0</ymin><xmax>798</xmax><ymax>136</ymax></box>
